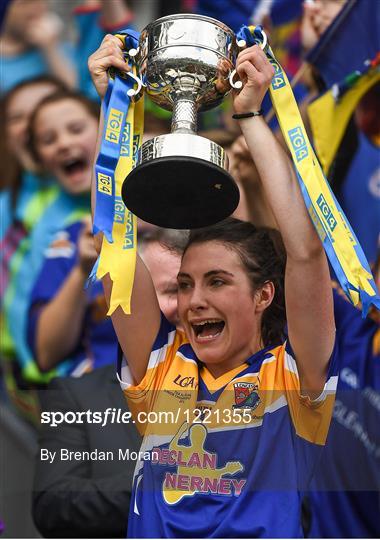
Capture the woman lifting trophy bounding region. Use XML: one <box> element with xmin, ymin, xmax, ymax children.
<box><xmin>87</xmin><ymin>12</ymin><xmax>348</xmax><ymax>538</ymax></box>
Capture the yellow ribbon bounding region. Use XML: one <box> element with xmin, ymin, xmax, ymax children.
<box><xmin>96</xmin><ymin>59</ymin><xmax>144</xmax><ymax>315</ymax></box>
<box><xmin>246</xmin><ymin>25</ymin><xmax>378</xmax><ymax>308</ymax></box>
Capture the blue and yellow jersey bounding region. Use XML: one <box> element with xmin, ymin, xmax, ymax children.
<box><xmin>1</xmin><ymin>183</ymin><xmax>89</xmax><ymax>384</ymax></box>
<box><xmin>118</xmin><ymin>315</ymin><xmax>338</xmax><ymax>538</ymax></box>
<box><xmin>340</xmin><ymin>131</ymin><xmax>380</xmax><ymax>263</ymax></box>
<box><xmin>27</xmin><ymin>221</ymin><xmax>118</xmax><ymax>376</ymax></box>
<box><xmin>308</xmin><ymin>288</ymin><xmax>380</xmax><ymax>538</ymax></box>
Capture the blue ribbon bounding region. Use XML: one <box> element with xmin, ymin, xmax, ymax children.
<box><xmin>93</xmin><ymin>29</ymin><xmax>140</xmax><ymax>243</ymax></box>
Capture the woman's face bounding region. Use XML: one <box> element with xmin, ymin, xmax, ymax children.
<box><xmin>33</xmin><ymin>99</ymin><xmax>98</xmax><ymax>194</ymax></box>
<box><xmin>6</xmin><ymin>82</ymin><xmax>58</xmax><ymax>167</ymax></box>
<box><xmin>177</xmin><ymin>241</ymin><xmax>262</xmax><ymax>377</ymax></box>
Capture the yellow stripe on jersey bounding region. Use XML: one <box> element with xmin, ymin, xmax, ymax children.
<box><xmin>120</xmin><ymin>326</ymin><xmax>336</xmax><ymax>444</ymax></box>
<box><xmin>275</xmin><ymin>345</ymin><xmax>337</xmax><ymax>445</ymax></box>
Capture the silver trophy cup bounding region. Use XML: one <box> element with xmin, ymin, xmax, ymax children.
<box><xmin>122</xmin><ymin>14</ymin><xmax>243</xmax><ymax>229</ymax></box>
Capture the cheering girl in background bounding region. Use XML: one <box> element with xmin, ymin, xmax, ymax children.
<box><xmin>27</xmin><ymin>90</ymin><xmax>117</xmax><ymax>376</ymax></box>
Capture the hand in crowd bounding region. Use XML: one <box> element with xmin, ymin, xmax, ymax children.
<box><xmin>23</xmin><ymin>12</ymin><xmax>63</xmax><ymax>50</ymax></box>
<box><xmin>233</xmin><ymin>45</ymin><xmax>275</xmax><ymax>114</ymax></box>
<box><xmin>228</xmin><ymin>135</ymin><xmax>277</xmax><ymax>228</ymax></box>
<box><xmin>98</xmin><ymin>0</ymin><xmax>134</xmax><ymax>23</ymax></box>
<box><xmin>88</xmin><ymin>34</ymin><xmax>130</xmax><ymax>99</ymax></box>
<box><xmin>300</xmin><ymin>1</ymin><xmax>321</xmax><ymax>52</ymax></box>
<box><xmin>77</xmin><ymin>218</ymin><xmax>98</xmax><ymax>276</ymax></box>
<box><xmin>229</xmin><ymin>135</ymin><xmax>258</xmax><ymax>184</ymax></box>
<box><xmin>301</xmin><ymin>0</ymin><xmax>346</xmax><ymax>52</ymax></box>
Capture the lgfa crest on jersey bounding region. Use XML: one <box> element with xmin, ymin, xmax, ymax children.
<box><xmin>233</xmin><ymin>381</ymin><xmax>260</xmax><ymax>410</ymax></box>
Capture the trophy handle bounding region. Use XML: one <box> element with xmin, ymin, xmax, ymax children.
<box><xmin>125</xmin><ymin>71</ymin><xmax>145</xmax><ymax>98</ymax></box>
<box><xmin>228</xmin><ymin>29</ymin><xmax>268</xmax><ymax>90</ymax></box>
<box><xmin>228</xmin><ymin>70</ymin><xmax>243</xmax><ymax>90</ymax></box>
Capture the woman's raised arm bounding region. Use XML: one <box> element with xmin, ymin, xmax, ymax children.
<box><xmin>233</xmin><ymin>45</ymin><xmax>335</xmax><ymax>398</ymax></box>
<box><xmin>89</xmin><ymin>35</ymin><xmax>161</xmax><ymax>385</ymax></box>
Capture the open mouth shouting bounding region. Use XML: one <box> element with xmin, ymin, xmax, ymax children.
<box><xmin>60</xmin><ymin>156</ymin><xmax>88</xmax><ymax>178</ymax></box>
<box><xmin>56</xmin><ymin>153</ymin><xmax>92</xmax><ymax>193</ymax></box>
<box><xmin>190</xmin><ymin>319</ymin><xmax>226</xmax><ymax>342</ymax></box>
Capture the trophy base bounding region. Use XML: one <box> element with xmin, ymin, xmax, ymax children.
<box><xmin>122</xmin><ymin>156</ymin><xmax>239</xmax><ymax>229</ymax></box>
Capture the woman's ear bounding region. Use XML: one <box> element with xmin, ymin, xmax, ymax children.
<box><xmin>254</xmin><ymin>281</ymin><xmax>275</xmax><ymax>313</ymax></box>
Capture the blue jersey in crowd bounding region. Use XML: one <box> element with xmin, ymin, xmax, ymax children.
<box><xmin>0</xmin><ymin>43</ymin><xmax>74</xmax><ymax>94</ymax></box>
<box><xmin>1</xmin><ymin>174</ymin><xmax>91</xmax><ymax>384</ymax></box>
<box><xmin>28</xmin><ymin>221</ymin><xmax>118</xmax><ymax>376</ymax></box>
<box><xmin>73</xmin><ymin>5</ymin><xmax>135</xmax><ymax>101</ymax></box>
<box><xmin>308</xmin><ymin>288</ymin><xmax>380</xmax><ymax>538</ymax></box>
<box><xmin>340</xmin><ymin>131</ymin><xmax>380</xmax><ymax>263</ymax></box>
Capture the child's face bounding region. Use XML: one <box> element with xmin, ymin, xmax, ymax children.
<box><xmin>6</xmin><ymin>82</ymin><xmax>58</xmax><ymax>167</ymax></box>
<box><xmin>177</xmin><ymin>241</ymin><xmax>261</xmax><ymax>377</ymax></box>
<box><xmin>33</xmin><ymin>99</ymin><xmax>98</xmax><ymax>195</ymax></box>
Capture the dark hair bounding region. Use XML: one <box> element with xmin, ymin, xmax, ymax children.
<box><xmin>139</xmin><ymin>227</ymin><xmax>189</xmax><ymax>257</ymax></box>
<box><xmin>184</xmin><ymin>217</ymin><xmax>287</xmax><ymax>346</ymax></box>
<box><xmin>28</xmin><ymin>90</ymin><xmax>100</xmax><ymax>163</ymax></box>
<box><xmin>0</xmin><ymin>76</ymin><xmax>66</xmax><ymax>208</ymax></box>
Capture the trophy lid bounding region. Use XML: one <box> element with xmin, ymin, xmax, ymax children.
<box><xmin>142</xmin><ymin>13</ymin><xmax>235</xmax><ymax>37</ymax></box>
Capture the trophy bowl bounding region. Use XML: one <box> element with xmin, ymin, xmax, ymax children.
<box><xmin>122</xmin><ymin>14</ymin><xmax>241</xmax><ymax>229</ymax></box>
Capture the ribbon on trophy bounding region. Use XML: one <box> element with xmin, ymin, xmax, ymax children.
<box><xmin>91</xmin><ymin>29</ymin><xmax>144</xmax><ymax>315</ymax></box>
<box><xmin>237</xmin><ymin>25</ymin><xmax>380</xmax><ymax>316</ymax></box>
